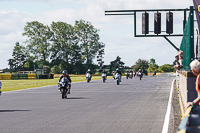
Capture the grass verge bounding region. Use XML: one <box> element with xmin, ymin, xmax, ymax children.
<box><xmin>1</xmin><ymin>76</ymin><xmax>113</xmax><ymax>92</ymax></box>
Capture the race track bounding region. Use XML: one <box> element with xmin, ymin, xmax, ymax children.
<box><xmin>0</xmin><ymin>76</ymin><xmax>174</xmax><ymax>133</ymax></box>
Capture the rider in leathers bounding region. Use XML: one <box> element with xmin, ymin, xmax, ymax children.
<box><xmin>58</xmin><ymin>70</ymin><xmax>72</xmax><ymax>94</ymax></box>
<box><xmin>102</xmin><ymin>70</ymin><xmax>107</xmax><ymax>79</ymax></box>
<box><xmin>115</xmin><ymin>68</ymin><xmax>122</xmax><ymax>82</ymax></box>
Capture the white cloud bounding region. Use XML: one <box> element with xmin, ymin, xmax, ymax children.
<box><xmin>0</xmin><ymin>0</ymin><xmax>194</xmax><ymax>69</ymax></box>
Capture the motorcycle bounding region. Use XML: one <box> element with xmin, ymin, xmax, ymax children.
<box><xmin>115</xmin><ymin>73</ymin><xmax>121</xmax><ymax>85</ymax></box>
<box><xmin>137</xmin><ymin>72</ymin><xmax>143</xmax><ymax>80</ymax></box>
<box><xmin>129</xmin><ymin>72</ymin><xmax>133</xmax><ymax>79</ymax></box>
<box><xmin>58</xmin><ymin>77</ymin><xmax>70</xmax><ymax>99</ymax></box>
<box><xmin>125</xmin><ymin>72</ymin><xmax>129</xmax><ymax>79</ymax></box>
<box><xmin>86</xmin><ymin>73</ymin><xmax>91</xmax><ymax>83</ymax></box>
<box><xmin>101</xmin><ymin>73</ymin><xmax>107</xmax><ymax>83</ymax></box>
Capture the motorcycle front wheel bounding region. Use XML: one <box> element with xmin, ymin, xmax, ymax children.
<box><xmin>117</xmin><ymin>80</ymin><xmax>119</xmax><ymax>85</ymax></box>
<box><xmin>62</xmin><ymin>89</ymin><xmax>66</xmax><ymax>99</ymax></box>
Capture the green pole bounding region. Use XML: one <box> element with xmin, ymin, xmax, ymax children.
<box><xmin>164</xmin><ymin>36</ymin><xmax>180</xmax><ymax>51</ymax></box>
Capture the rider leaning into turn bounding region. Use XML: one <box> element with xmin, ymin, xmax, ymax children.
<box><xmin>58</xmin><ymin>70</ymin><xmax>72</xmax><ymax>94</ymax></box>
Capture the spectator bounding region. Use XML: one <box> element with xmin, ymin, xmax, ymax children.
<box><xmin>173</xmin><ymin>55</ymin><xmax>180</xmax><ymax>69</ymax></box>
<box><xmin>186</xmin><ymin>59</ymin><xmax>200</xmax><ymax>107</ymax></box>
<box><xmin>178</xmin><ymin>50</ymin><xmax>183</xmax><ymax>69</ymax></box>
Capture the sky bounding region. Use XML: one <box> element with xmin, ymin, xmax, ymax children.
<box><xmin>0</xmin><ymin>0</ymin><xmax>194</xmax><ymax>69</ymax></box>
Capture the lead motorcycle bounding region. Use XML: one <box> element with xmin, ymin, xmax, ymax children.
<box><xmin>86</xmin><ymin>73</ymin><xmax>91</xmax><ymax>83</ymax></box>
<box><xmin>115</xmin><ymin>73</ymin><xmax>121</xmax><ymax>85</ymax></box>
<box><xmin>101</xmin><ymin>73</ymin><xmax>107</xmax><ymax>83</ymax></box>
<box><xmin>58</xmin><ymin>77</ymin><xmax>70</xmax><ymax>99</ymax></box>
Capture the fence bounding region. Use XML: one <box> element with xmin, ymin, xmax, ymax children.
<box><xmin>179</xmin><ymin>6</ymin><xmax>194</xmax><ymax>71</ymax></box>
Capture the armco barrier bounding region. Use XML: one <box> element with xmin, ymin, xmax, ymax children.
<box><xmin>0</xmin><ymin>74</ymin><xmax>52</xmax><ymax>80</ymax></box>
<box><xmin>28</xmin><ymin>74</ymin><xmax>37</xmax><ymax>79</ymax></box>
<box><xmin>0</xmin><ymin>74</ymin><xmax>11</xmax><ymax>80</ymax></box>
<box><xmin>11</xmin><ymin>74</ymin><xmax>28</xmax><ymax>80</ymax></box>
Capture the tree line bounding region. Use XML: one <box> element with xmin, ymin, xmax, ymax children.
<box><xmin>8</xmin><ymin>20</ymin><xmax>105</xmax><ymax>74</ymax></box>
<box><xmin>131</xmin><ymin>58</ymin><xmax>175</xmax><ymax>75</ymax></box>
<box><xmin>7</xmin><ymin>20</ymin><xmax>174</xmax><ymax>75</ymax></box>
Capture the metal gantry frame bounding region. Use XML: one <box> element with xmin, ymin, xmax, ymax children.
<box><xmin>105</xmin><ymin>8</ymin><xmax>190</xmax><ymax>51</ymax></box>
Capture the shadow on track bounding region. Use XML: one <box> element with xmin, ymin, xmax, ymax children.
<box><xmin>0</xmin><ymin>110</ymin><xmax>31</xmax><ymax>112</ymax></box>
<box><xmin>66</xmin><ymin>97</ymin><xmax>90</xmax><ymax>100</ymax></box>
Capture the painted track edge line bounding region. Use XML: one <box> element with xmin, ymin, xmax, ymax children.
<box><xmin>162</xmin><ymin>78</ymin><xmax>175</xmax><ymax>133</ymax></box>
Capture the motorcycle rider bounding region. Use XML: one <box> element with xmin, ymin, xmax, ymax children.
<box><xmin>112</xmin><ymin>71</ymin><xmax>115</xmax><ymax>79</ymax></box>
<box><xmin>86</xmin><ymin>69</ymin><xmax>92</xmax><ymax>81</ymax></box>
<box><xmin>58</xmin><ymin>70</ymin><xmax>72</xmax><ymax>94</ymax></box>
<box><xmin>115</xmin><ymin>68</ymin><xmax>122</xmax><ymax>82</ymax></box>
<box><xmin>125</xmin><ymin>70</ymin><xmax>130</xmax><ymax>78</ymax></box>
<box><xmin>101</xmin><ymin>70</ymin><xmax>107</xmax><ymax>80</ymax></box>
<box><xmin>86</xmin><ymin>69</ymin><xmax>92</xmax><ymax>77</ymax></box>
<box><xmin>129</xmin><ymin>70</ymin><xmax>133</xmax><ymax>78</ymax></box>
<box><xmin>137</xmin><ymin>69</ymin><xmax>143</xmax><ymax>76</ymax></box>
<box><xmin>102</xmin><ymin>70</ymin><xmax>107</xmax><ymax>76</ymax></box>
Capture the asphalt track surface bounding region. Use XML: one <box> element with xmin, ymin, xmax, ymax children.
<box><xmin>0</xmin><ymin>76</ymin><xmax>175</xmax><ymax>133</ymax></box>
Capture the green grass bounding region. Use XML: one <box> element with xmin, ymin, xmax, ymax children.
<box><xmin>1</xmin><ymin>76</ymin><xmax>113</xmax><ymax>92</ymax></box>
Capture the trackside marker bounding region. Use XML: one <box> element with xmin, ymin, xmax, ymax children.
<box><xmin>162</xmin><ymin>78</ymin><xmax>175</xmax><ymax>133</ymax></box>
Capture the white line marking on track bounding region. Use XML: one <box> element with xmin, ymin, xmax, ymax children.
<box><xmin>162</xmin><ymin>78</ymin><xmax>175</xmax><ymax>133</ymax></box>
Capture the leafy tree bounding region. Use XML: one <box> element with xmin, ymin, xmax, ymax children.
<box><xmin>24</xmin><ymin>58</ymin><xmax>34</xmax><ymax>71</ymax></box>
<box><xmin>147</xmin><ymin>58</ymin><xmax>159</xmax><ymax>73</ymax></box>
<box><xmin>74</xmin><ymin>20</ymin><xmax>105</xmax><ymax>68</ymax></box>
<box><xmin>11</xmin><ymin>42</ymin><xmax>26</xmax><ymax>71</ymax></box>
<box><xmin>157</xmin><ymin>64</ymin><xmax>174</xmax><ymax>72</ymax></box>
<box><xmin>22</xmin><ymin>21</ymin><xmax>53</xmax><ymax>66</ymax></box>
<box><xmin>131</xmin><ymin>59</ymin><xmax>149</xmax><ymax>75</ymax></box>
<box><xmin>109</xmin><ymin>56</ymin><xmax>125</xmax><ymax>73</ymax></box>
<box><xmin>51</xmin><ymin>65</ymin><xmax>61</xmax><ymax>74</ymax></box>
<box><xmin>50</xmin><ymin>21</ymin><xmax>83</xmax><ymax>73</ymax></box>
<box><xmin>8</xmin><ymin>59</ymin><xmax>14</xmax><ymax>72</ymax></box>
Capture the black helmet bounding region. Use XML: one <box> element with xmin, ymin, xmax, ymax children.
<box><xmin>62</xmin><ymin>70</ymin><xmax>67</xmax><ymax>75</ymax></box>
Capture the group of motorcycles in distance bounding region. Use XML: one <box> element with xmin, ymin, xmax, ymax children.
<box><xmin>58</xmin><ymin>69</ymin><xmax>144</xmax><ymax>99</ymax></box>
<box><xmin>125</xmin><ymin>70</ymin><xmax>143</xmax><ymax>80</ymax></box>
